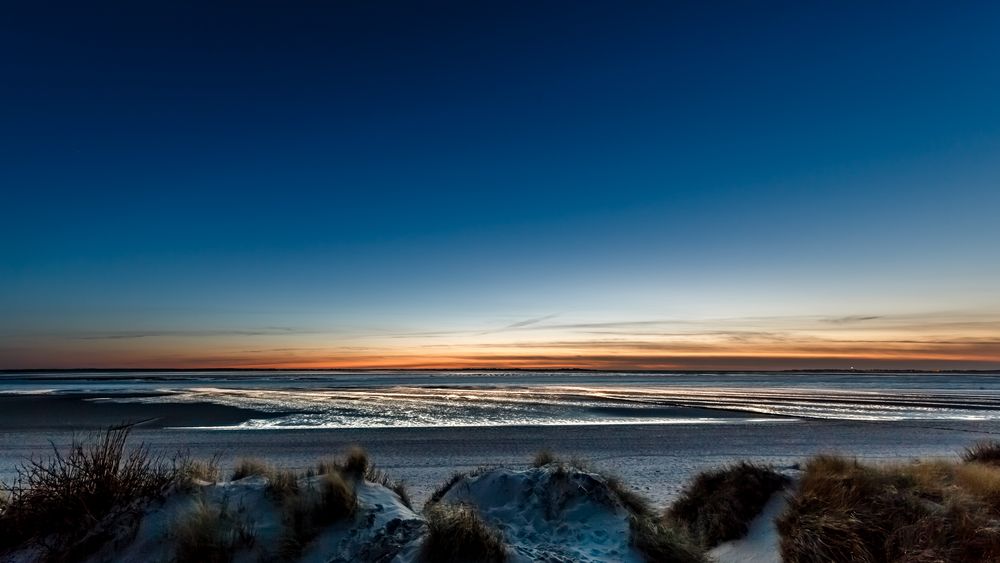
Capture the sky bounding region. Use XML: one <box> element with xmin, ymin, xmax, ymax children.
<box><xmin>2</xmin><ymin>1</ymin><xmax>999</xmax><ymax>370</ymax></box>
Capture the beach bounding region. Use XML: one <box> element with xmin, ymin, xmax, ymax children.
<box><xmin>2</xmin><ymin>370</ymin><xmax>999</xmax><ymax>507</ymax></box>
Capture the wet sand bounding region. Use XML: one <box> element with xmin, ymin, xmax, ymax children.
<box><xmin>0</xmin><ymin>393</ymin><xmax>296</xmax><ymax>430</ymax></box>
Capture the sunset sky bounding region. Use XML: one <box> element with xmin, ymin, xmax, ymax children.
<box><xmin>2</xmin><ymin>2</ymin><xmax>999</xmax><ymax>370</ymax></box>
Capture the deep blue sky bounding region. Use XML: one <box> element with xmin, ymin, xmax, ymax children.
<box><xmin>2</xmin><ymin>1</ymin><xmax>999</xmax><ymax>369</ymax></box>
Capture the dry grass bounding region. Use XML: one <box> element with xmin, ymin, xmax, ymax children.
<box><xmin>0</xmin><ymin>425</ymin><xmax>175</xmax><ymax>557</ymax></box>
<box><xmin>314</xmin><ymin>448</ymin><xmax>411</xmax><ymax>509</ymax></box>
<box><xmin>606</xmin><ymin>475</ymin><xmax>653</xmax><ymax>518</ymax></box>
<box><xmin>777</xmin><ymin>454</ymin><xmax>1000</xmax><ymax>562</ymax></box>
<box><xmin>668</xmin><ymin>461</ymin><xmax>789</xmax><ymax>548</ymax></box>
<box><xmin>177</xmin><ymin>456</ymin><xmax>221</xmax><ymax>486</ymax></box>
<box><xmin>315</xmin><ymin>457</ymin><xmax>340</xmax><ymax>476</ymax></box>
<box><xmin>230</xmin><ymin>458</ymin><xmax>272</xmax><ymax>481</ymax></box>
<box><xmin>630</xmin><ymin>515</ymin><xmax>708</xmax><ymax>563</ymax></box>
<box><xmin>425</xmin><ymin>468</ymin><xmax>498</xmax><ymax>508</ymax></box>
<box><xmin>532</xmin><ymin>450</ymin><xmax>556</xmax><ymax>467</ymax></box>
<box><xmin>364</xmin><ymin>465</ymin><xmax>413</xmax><ymax>509</ymax></box>
<box><xmin>229</xmin><ymin>459</ymin><xmax>300</xmax><ymax>500</ymax></box>
<box><xmin>171</xmin><ymin>497</ymin><xmax>255</xmax><ymax>563</ymax></box>
<box><xmin>343</xmin><ymin>446</ymin><xmax>369</xmax><ymax>477</ymax></box>
<box><xmin>421</xmin><ymin>504</ymin><xmax>507</xmax><ymax>562</ymax></box>
<box><xmin>279</xmin><ymin>471</ymin><xmax>358</xmax><ymax>559</ymax></box>
<box><xmin>266</xmin><ymin>468</ymin><xmax>300</xmax><ymax>500</ymax></box>
<box><xmin>426</xmin><ymin>472</ymin><xmax>469</xmax><ymax>507</ymax></box>
<box><xmin>963</xmin><ymin>440</ymin><xmax>1000</xmax><ymax>466</ymax></box>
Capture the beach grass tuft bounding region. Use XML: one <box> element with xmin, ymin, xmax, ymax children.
<box><xmin>279</xmin><ymin>471</ymin><xmax>357</xmax><ymax>559</ymax></box>
<box><xmin>426</xmin><ymin>472</ymin><xmax>467</xmax><ymax>508</ymax></box>
<box><xmin>777</xmin><ymin>453</ymin><xmax>1000</xmax><ymax>562</ymax></box>
<box><xmin>266</xmin><ymin>468</ymin><xmax>300</xmax><ymax>500</ymax></box>
<box><xmin>177</xmin><ymin>455</ymin><xmax>221</xmax><ymax>487</ymax></box>
<box><xmin>231</xmin><ymin>458</ymin><xmax>272</xmax><ymax>481</ymax></box>
<box><xmin>0</xmin><ymin>424</ymin><xmax>175</xmax><ymax>557</ymax></box>
<box><xmin>532</xmin><ymin>449</ymin><xmax>556</xmax><ymax>467</ymax></box>
<box><xmin>668</xmin><ymin>461</ymin><xmax>789</xmax><ymax>548</ymax></box>
<box><xmin>343</xmin><ymin>446</ymin><xmax>370</xmax><ymax>477</ymax></box>
<box><xmin>629</xmin><ymin>514</ymin><xmax>707</xmax><ymax>563</ymax></box>
<box><xmin>172</xmin><ymin>496</ymin><xmax>255</xmax><ymax>563</ymax></box>
<box><xmin>364</xmin><ymin>465</ymin><xmax>413</xmax><ymax>509</ymax></box>
<box><xmin>606</xmin><ymin>475</ymin><xmax>653</xmax><ymax>518</ymax></box>
<box><xmin>421</xmin><ymin>503</ymin><xmax>507</xmax><ymax>562</ymax></box>
<box><xmin>962</xmin><ymin>440</ymin><xmax>1000</xmax><ymax>466</ymax></box>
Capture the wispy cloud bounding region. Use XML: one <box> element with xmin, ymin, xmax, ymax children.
<box><xmin>478</xmin><ymin>314</ymin><xmax>558</xmax><ymax>335</ymax></box>
<box><xmin>72</xmin><ymin>327</ymin><xmax>326</xmax><ymax>340</ymax></box>
<box><xmin>822</xmin><ymin>315</ymin><xmax>882</xmax><ymax>324</ymax></box>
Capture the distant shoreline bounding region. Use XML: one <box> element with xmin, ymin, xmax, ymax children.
<box><xmin>3</xmin><ymin>367</ymin><xmax>999</xmax><ymax>375</ymax></box>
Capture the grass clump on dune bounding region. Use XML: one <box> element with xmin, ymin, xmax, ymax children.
<box><xmin>280</xmin><ymin>471</ymin><xmax>357</xmax><ymax>559</ymax></box>
<box><xmin>177</xmin><ymin>455</ymin><xmax>221</xmax><ymax>487</ymax></box>
<box><xmin>532</xmin><ymin>449</ymin><xmax>556</xmax><ymax>467</ymax></box>
<box><xmin>777</xmin><ymin>454</ymin><xmax>1000</xmax><ymax>562</ymax></box>
<box><xmin>231</xmin><ymin>458</ymin><xmax>272</xmax><ymax>481</ymax></box>
<box><xmin>315</xmin><ymin>447</ymin><xmax>412</xmax><ymax>509</ymax></box>
<box><xmin>230</xmin><ymin>458</ymin><xmax>300</xmax><ymax>499</ymax></box>
<box><xmin>172</xmin><ymin>497</ymin><xmax>255</xmax><ymax>563</ymax></box>
<box><xmin>668</xmin><ymin>461</ymin><xmax>789</xmax><ymax>548</ymax></box>
<box><xmin>421</xmin><ymin>503</ymin><xmax>507</xmax><ymax>563</ymax></box>
<box><xmin>963</xmin><ymin>440</ymin><xmax>1000</xmax><ymax>466</ymax></box>
<box><xmin>0</xmin><ymin>424</ymin><xmax>176</xmax><ymax>558</ymax></box>
<box><xmin>630</xmin><ymin>515</ymin><xmax>708</xmax><ymax>563</ymax></box>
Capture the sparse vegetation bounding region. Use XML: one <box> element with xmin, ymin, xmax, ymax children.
<box><xmin>963</xmin><ymin>440</ymin><xmax>1000</xmax><ymax>466</ymax></box>
<box><xmin>364</xmin><ymin>465</ymin><xmax>413</xmax><ymax>509</ymax></box>
<box><xmin>427</xmin><ymin>472</ymin><xmax>467</xmax><ymax>507</ymax></box>
<box><xmin>532</xmin><ymin>449</ymin><xmax>556</xmax><ymax>467</ymax></box>
<box><xmin>177</xmin><ymin>455</ymin><xmax>222</xmax><ymax>487</ymax></box>
<box><xmin>343</xmin><ymin>446</ymin><xmax>370</xmax><ymax>477</ymax></box>
<box><xmin>231</xmin><ymin>458</ymin><xmax>272</xmax><ymax>481</ymax></box>
<box><xmin>425</xmin><ymin>466</ymin><xmax>500</xmax><ymax>509</ymax></box>
<box><xmin>668</xmin><ymin>461</ymin><xmax>789</xmax><ymax>548</ymax></box>
<box><xmin>630</xmin><ymin>514</ymin><xmax>708</xmax><ymax>563</ymax></box>
<box><xmin>172</xmin><ymin>497</ymin><xmax>255</xmax><ymax>563</ymax></box>
<box><xmin>267</xmin><ymin>468</ymin><xmax>301</xmax><ymax>500</ymax></box>
<box><xmin>607</xmin><ymin>475</ymin><xmax>653</xmax><ymax>518</ymax></box>
<box><xmin>313</xmin><ymin>448</ymin><xmax>412</xmax><ymax>509</ymax></box>
<box><xmin>777</xmin><ymin>454</ymin><xmax>1000</xmax><ymax>562</ymax></box>
<box><xmin>316</xmin><ymin>457</ymin><xmax>340</xmax><ymax>476</ymax></box>
<box><xmin>421</xmin><ymin>503</ymin><xmax>507</xmax><ymax>563</ymax></box>
<box><xmin>0</xmin><ymin>424</ymin><xmax>175</xmax><ymax>558</ymax></box>
<box><xmin>279</xmin><ymin>471</ymin><xmax>358</xmax><ymax>559</ymax></box>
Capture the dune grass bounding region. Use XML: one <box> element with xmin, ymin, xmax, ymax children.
<box><xmin>962</xmin><ymin>440</ymin><xmax>1000</xmax><ymax>466</ymax></box>
<box><xmin>421</xmin><ymin>503</ymin><xmax>507</xmax><ymax>563</ymax></box>
<box><xmin>532</xmin><ymin>449</ymin><xmax>556</xmax><ymax>467</ymax></box>
<box><xmin>630</xmin><ymin>515</ymin><xmax>708</xmax><ymax>563</ymax></box>
<box><xmin>177</xmin><ymin>455</ymin><xmax>222</xmax><ymax>487</ymax></box>
<box><xmin>231</xmin><ymin>458</ymin><xmax>272</xmax><ymax>481</ymax></box>
<box><xmin>172</xmin><ymin>497</ymin><xmax>255</xmax><ymax>563</ymax></box>
<box><xmin>343</xmin><ymin>446</ymin><xmax>370</xmax><ymax>477</ymax></box>
<box><xmin>668</xmin><ymin>461</ymin><xmax>789</xmax><ymax>549</ymax></box>
<box><xmin>279</xmin><ymin>471</ymin><xmax>358</xmax><ymax>559</ymax></box>
<box><xmin>0</xmin><ymin>424</ymin><xmax>176</xmax><ymax>557</ymax></box>
<box><xmin>777</xmin><ymin>454</ymin><xmax>1000</xmax><ymax>562</ymax></box>
<box><xmin>314</xmin><ymin>447</ymin><xmax>412</xmax><ymax>509</ymax></box>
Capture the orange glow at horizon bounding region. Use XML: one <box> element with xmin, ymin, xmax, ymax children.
<box><xmin>4</xmin><ymin>318</ymin><xmax>999</xmax><ymax>371</ymax></box>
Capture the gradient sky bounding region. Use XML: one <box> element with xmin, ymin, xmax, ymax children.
<box><xmin>2</xmin><ymin>1</ymin><xmax>999</xmax><ymax>370</ymax></box>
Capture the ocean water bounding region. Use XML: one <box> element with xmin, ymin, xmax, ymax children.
<box><xmin>3</xmin><ymin>370</ymin><xmax>1000</xmax><ymax>430</ymax></box>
